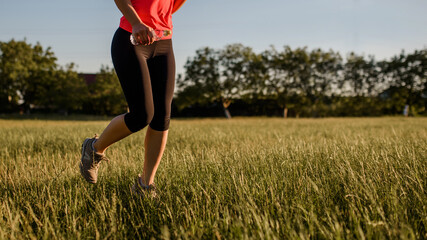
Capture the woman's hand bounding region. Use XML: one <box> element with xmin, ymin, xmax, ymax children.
<box><xmin>114</xmin><ymin>0</ymin><xmax>154</xmax><ymax>45</ymax></box>
<box><xmin>132</xmin><ymin>23</ymin><xmax>155</xmax><ymax>45</ymax></box>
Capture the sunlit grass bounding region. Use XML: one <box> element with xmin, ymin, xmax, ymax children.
<box><xmin>0</xmin><ymin>117</ymin><xmax>426</xmax><ymax>239</ymax></box>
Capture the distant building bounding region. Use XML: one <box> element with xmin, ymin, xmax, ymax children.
<box><xmin>78</xmin><ymin>73</ymin><xmax>97</xmax><ymax>85</ymax></box>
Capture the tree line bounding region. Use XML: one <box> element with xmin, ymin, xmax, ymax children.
<box><xmin>0</xmin><ymin>39</ymin><xmax>126</xmax><ymax>115</ymax></box>
<box><xmin>1</xmin><ymin>39</ymin><xmax>426</xmax><ymax>117</ymax></box>
<box><xmin>176</xmin><ymin>44</ymin><xmax>426</xmax><ymax>117</ymax></box>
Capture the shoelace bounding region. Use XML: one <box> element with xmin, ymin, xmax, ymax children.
<box><xmin>92</xmin><ymin>134</ymin><xmax>110</xmax><ymax>164</ymax></box>
<box><xmin>93</xmin><ymin>153</ymin><xmax>109</xmax><ymax>166</ymax></box>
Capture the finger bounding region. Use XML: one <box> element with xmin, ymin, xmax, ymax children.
<box><xmin>148</xmin><ymin>31</ymin><xmax>155</xmax><ymax>44</ymax></box>
<box><xmin>143</xmin><ymin>31</ymin><xmax>152</xmax><ymax>45</ymax></box>
<box><xmin>137</xmin><ymin>31</ymin><xmax>149</xmax><ymax>45</ymax></box>
<box><xmin>133</xmin><ymin>34</ymin><xmax>142</xmax><ymax>45</ymax></box>
<box><xmin>145</xmin><ymin>32</ymin><xmax>153</xmax><ymax>45</ymax></box>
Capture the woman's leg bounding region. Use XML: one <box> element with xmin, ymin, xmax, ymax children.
<box><xmin>94</xmin><ymin>28</ymin><xmax>154</xmax><ymax>154</ymax></box>
<box><xmin>139</xmin><ymin>39</ymin><xmax>176</xmax><ymax>186</ymax></box>
<box><xmin>81</xmin><ymin>28</ymin><xmax>158</xmax><ymax>184</ymax></box>
<box><xmin>141</xmin><ymin>127</ymin><xmax>168</xmax><ymax>185</ymax></box>
<box><xmin>93</xmin><ymin>114</ymin><xmax>132</xmax><ymax>154</ymax></box>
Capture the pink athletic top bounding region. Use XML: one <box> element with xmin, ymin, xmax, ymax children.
<box><xmin>119</xmin><ymin>0</ymin><xmax>186</xmax><ymax>40</ymax></box>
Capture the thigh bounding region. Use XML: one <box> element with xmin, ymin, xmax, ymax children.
<box><xmin>147</xmin><ymin>39</ymin><xmax>176</xmax><ymax>114</ymax></box>
<box><xmin>111</xmin><ymin>28</ymin><xmax>155</xmax><ymax>115</ymax></box>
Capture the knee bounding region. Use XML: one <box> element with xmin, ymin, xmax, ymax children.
<box><xmin>124</xmin><ymin>111</ymin><xmax>153</xmax><ymax>133</ymax></box>
<box><xmin>149</xmin><ymin>115</ymin><xmax>170</xmax><ymax>131</ymax></box>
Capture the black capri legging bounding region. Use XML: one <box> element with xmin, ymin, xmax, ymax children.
<box><xmin>111</xmin><ymin>27</ymin><xmax>175</xmax><ymax>132</ymax></box>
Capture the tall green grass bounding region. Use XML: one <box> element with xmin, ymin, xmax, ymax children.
<box><xmin>0</xmin><ymin>117</ymin><xmax>426</xmax><ymax>239</ymax></box>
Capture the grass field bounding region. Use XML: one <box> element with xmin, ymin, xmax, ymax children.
<box><xmin>0</xmin><ymin>117</ymin><xmax>426</xmax><ymax>239</ymax></box>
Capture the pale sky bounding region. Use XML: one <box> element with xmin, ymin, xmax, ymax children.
<box><xmin>1</xmin><ymin>0</ymin><xmax>426</xmax><ymax>75</ymax></box>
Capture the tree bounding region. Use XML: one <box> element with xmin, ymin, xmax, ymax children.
<box><xmin>86</xmin><ymin>65</ymin><xmax>127</xmax><ymax>115</ymax></box>
<box><xmin>310</xmin><ymin>49</ymin><xmax>342</xmax><ymax>96</ymax></box>
<box><xmin>344</xmin><ymin>53</ymin><xmax>384</xmax><ymax>97</ymax></box>
<box><xmin>175</xmin><ymin>47</ymin><xmax>224</xmax><ymax>115</ymax></box>
<box><xmin>383</xmin><ymin>49</ymin><xmax>427</xmax><ymax>115</ymax></box>
<box><xmin>219</xmin><ymin>44</ymin><xmax>257</xmax><ymax>118</ymax></box>
<box><xmin>0</xmin><ymin>39</ymin><xmax>87</xmax><ymax>113</ymax></box>
<box><xmin>341</xmin><ymin>53</ymin><xmax>384</xmax><ymax>116</ymax></box>
<box><xmin>285</xmin><ymin>47</ymin><xmax>315</xmax><ymax>117</ymax></box>
<box><xmin>51</xmin><ymin>64</ymin><xmax>89</xmax><ymax>113</ymax></box>
<box><xmin>0</xmin><ymin>39</ymin><xmax>57</xmax><ymax>112</ymax></box>
<box><xmin>308</xmin><ymin>49</ymin><xmax>342</xmax><ymax>117</ymax></box>
<box><xmin>261</xmin><ymin>46</ymin><xmax>295</xmax><ymax>117</ymax></box>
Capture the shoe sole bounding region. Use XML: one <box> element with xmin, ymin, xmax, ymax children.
<box><xmin>131</xmin><ymin>182</ymin><xmax>159</xmax><ymax>200</ymax></box>
<box><xmin>79</xmin><ymin>138</ymin><xmax>96</xmax><ymax>184</ymax></box>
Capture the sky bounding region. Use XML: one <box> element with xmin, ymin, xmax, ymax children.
<box><xmin>0</xmin><ymin>0</ymin><xmax>426</xmax><ymax>75</ymax></box>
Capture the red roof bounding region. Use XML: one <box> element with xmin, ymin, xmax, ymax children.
<box><xmin>79</xmin><ymin>73</ymin><xmax>97</xmax><ymax>85</ymax></box>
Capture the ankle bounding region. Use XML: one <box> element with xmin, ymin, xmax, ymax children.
<box><xmin>138</xmin><ymin>176</ymin><xmax>151</xmax><ymax>188</ymax></box>
<box><xmin>92</xmin><ymin>140</ymin><xmax>105</xmax><ymax>155</ymax></box>
<box><xmin>139</xmin><ymin>175</ymin><xmax>153</xmax><ymax>187</ymax></box>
